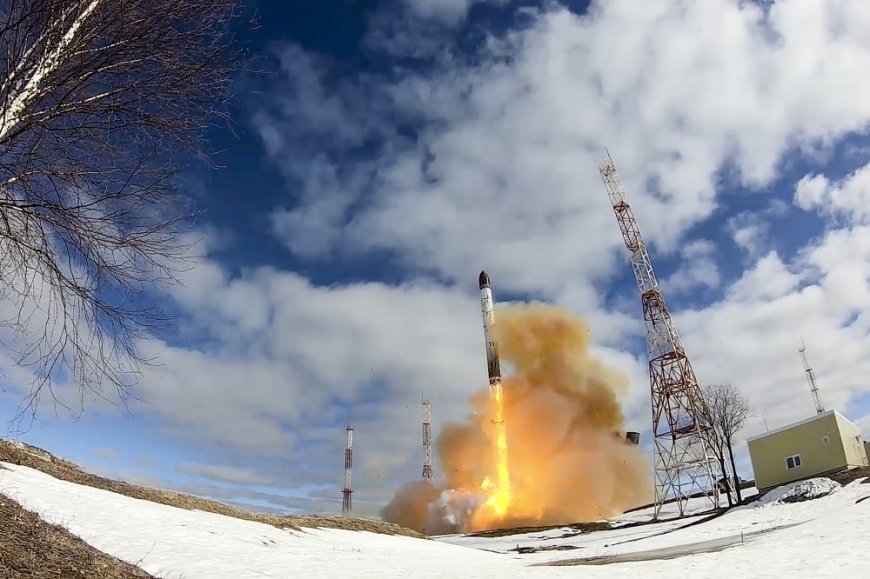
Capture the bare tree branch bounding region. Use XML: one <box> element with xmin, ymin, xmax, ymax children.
<box><xmin>700</xmin><ymin>383</ymin><xmax>752</xmax><ymax>505</ymax></box>
<box><xmin>0</xmin><ymin>0</ymin><xmax>252</xmax><ymax>422</ymax></box>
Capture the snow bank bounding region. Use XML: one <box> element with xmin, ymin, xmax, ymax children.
<box><xmin>3</xmin><ymin>462</ymin><xmax>870</xmax><ymax>578</ymax></box>
<box><xmin>758</xmin><ymin>478</ymin><xmax>841</xmax><ymax>506</ymax></box>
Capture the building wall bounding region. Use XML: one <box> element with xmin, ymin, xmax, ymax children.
<box><xmin>836</xmin><ymin>413</ymin><xmax>869</xmax><ymax>467</ymax></box>
<box><xmin>747</xmin><ymin>412</ymin><xmax>846</xmax><ymax>491</ymax></box>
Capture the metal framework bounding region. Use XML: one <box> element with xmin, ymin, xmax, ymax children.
<box><xmin>599</xmin><ymin>155</ymin><xmax>719</xmax><ymax>518</ymax></box>
<box><xmin>798</xmin><ymin>339</ymin><xmax>825</xmax><ymax>415</ymax></box>
<box><xmin>342</xmin><ymin>424</ymin><xmax>353</xmax><ymax>516</ymax></box>
<box><xmin>422</xmin><ymin>398</ymin><xmax>433</xmax><ymax>483</ymax></box>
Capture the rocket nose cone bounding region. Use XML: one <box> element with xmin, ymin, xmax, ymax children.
<box><xmin>478</xmin><ymin>270</ymin><xmax>490</xmax><ymax>288</ymax></box>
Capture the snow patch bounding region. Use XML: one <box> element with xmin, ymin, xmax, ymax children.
<box><xmin>758</xmin><ymin>478</ymin><xmax>841</xmax><ymax>506</ymax></box>
<box><xmin>2</xmin><ymin>462</ymin><xmax>870</xmax><ymax>577</ymax></box>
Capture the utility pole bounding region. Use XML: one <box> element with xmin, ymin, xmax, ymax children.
<box><xmin>598</xmin><ymin>153</ymin><xmax>719</xmax><ymax>518</ymax></box>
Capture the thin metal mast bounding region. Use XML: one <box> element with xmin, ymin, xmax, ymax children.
<box><xmin>342</xmin><ymin>423</ymin><xmax>353</xmax><ymax>516</ymax></box>
<box><xmin>798</xmin><ymin>339</ymin><xmax>825</xmax><ymax>415</ymax></box>
<box><xmin>598</xmin><ymin>155</ymin><xmax>719</xmax><ymax>518</ymax></box>
<box><xmin>422</xmin><ymin>397</ymin><xmax>433</xmax><ymax>484</ymax></box>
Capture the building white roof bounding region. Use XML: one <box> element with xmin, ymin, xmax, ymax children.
<box><xmin>745</xmin><ymin>409</ymin><xmax>847</xmax><ymax>443</ymax></box>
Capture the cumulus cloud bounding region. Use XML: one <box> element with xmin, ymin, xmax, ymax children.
<box><xmin>679</xmin><ymin>225</ymin><xmax>870</xmax><ymax>441</ymax></box>
<box><xmin>795</xmin><ymin>161</ymin><xmax>870</xmax><ymax>224</ymax></box>
<box><xmin>660</xmin><ymin>239</ymin><xmax>721</xmax><ymax>295</ymax></box>
<box><xmin>257</xmin><ymin>0</ymin><xmax>870</xmax><ymax>308</ymax></box>
<box><xmin>117</xmin><ymin>260</ymin><xmax>491</xmax><ymax>515</ymax></box>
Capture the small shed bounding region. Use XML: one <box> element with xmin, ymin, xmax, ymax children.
<box><xmin>746</xmin><ymin>410</ymin><xmax>868</xmax><ymax>492</ymax></box>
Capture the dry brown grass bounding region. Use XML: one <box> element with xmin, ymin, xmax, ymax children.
<box><xmin>0</xmin><ymin>487</ymin><xmax>156</xmax><ymax>578</ymax></box>
<box><xmin>0</xmin><ymin>439</ymin><xmax>424</xmax><ymax>540</ymax></box>
<box><xmin>829</xmin><ymin>466</ymin><xmax>870</xmax><ymax>486</ymax></box>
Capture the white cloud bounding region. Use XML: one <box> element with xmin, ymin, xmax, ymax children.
<box><xmin>176</xmin><ymin>463</ymin><xmax>274</xmax><ymax>486</ymax></box>
<box><xmin>795</xmin><ymin>161</ymin><xmax>870</xmax><ymax>224</ymax></box>
<box><xmin>122</xmin><ymin>261</ymin><xmax>493</xmax><ymax>514</ymax></box>
<box><xmin>258</xmin><ymin>0</ymin><xmax>870</xmax><ymax>316</ymax></box>
<box><xmin>660</xmin><ymin>239</ymin><xmax>721</xmax><ymax>295</ymax></box>
<box><xmin>726</xmin><ymin>251</ymin><xmax>802</xmax><ymax>302</ymax></box>
<box><xmin>401</xmin><ymin>0</ymin><xmax>507</xmax><ymax>25</ymax></box>
<box><xmin>678</xmin><ymin>225</ymin><xmax>870</xmax><ymax>443</ymax></box>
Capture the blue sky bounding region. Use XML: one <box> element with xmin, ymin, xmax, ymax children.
<box><xmin>4</xmin><ymin>0</ymin><xmax>870</xmax><ymax>517</ymax></box>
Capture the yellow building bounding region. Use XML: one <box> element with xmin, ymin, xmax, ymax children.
<box><xmin>746</xmin><ymin>410</ymin><xmax>868</xmax><ymax>492</ymax></box>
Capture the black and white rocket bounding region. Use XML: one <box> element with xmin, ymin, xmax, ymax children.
<box><xmin>478</xmin><ymin>270</ymin><xmax>503</xmax><ymax>402</ymax></box>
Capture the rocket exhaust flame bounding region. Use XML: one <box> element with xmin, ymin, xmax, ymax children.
<box><xmin>382</xmin><ymin>293</ymin><xmax>653</xmax><ymax>534</ymax></box>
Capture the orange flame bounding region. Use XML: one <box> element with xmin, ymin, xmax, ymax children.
<box><xmin>480</xmin><ymin>384</ymin><xmax>511</xmax><ymax>517</ymax></box>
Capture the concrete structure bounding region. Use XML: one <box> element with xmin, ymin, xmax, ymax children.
<box><xmin>747</xmin><ymin>410</ymin><xmax>868</xmax><ymax>492</ymax></box>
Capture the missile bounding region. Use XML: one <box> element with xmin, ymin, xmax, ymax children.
<box><xmin>478</xmin><ymin>270</ymin><xmax>502</xmax><ymax>394</ymax></box>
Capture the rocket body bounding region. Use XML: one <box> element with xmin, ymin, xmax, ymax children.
<box><xmin>478</xmin><ymin>271</ymin><xmax>502</xmax><ymax>395</ymax></box>
<box><xmin>478</xmin><ymin>271</ymin><xmax>510</xmax><ymax>510</ymax></box>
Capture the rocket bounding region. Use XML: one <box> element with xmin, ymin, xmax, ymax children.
<box><xmin>478</xmin><ymin>270</ymin><xmax>502</xmax><ymax>395</ymax></box>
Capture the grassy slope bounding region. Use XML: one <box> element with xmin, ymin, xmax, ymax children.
<box><xmin>0</xmin><ymin>466</ymin><xmax>157</xmax><ymax>579</ymax></box>
<box><xmin>0</xmin><ymin>439</ymin><xmax>423</xmax><ymax>539</ymax></box>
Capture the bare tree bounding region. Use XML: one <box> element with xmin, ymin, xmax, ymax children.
<box><xmin>700</xmin><ymin>383</ymin><xmax>752</xmax><ymax>504</ymax></box>
<box><xmin>699</xmin><ymin>385</ymin><xmax>733</xmax><ymax>507</ymax></box>
<box><xmin>0</xmin><ymin>0</ymin><xmax>250</xmax><ymax>419</ymax></box>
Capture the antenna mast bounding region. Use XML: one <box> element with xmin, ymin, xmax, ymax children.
<box><xmin>798</xmin><ymin>339</ymin><xmax>825</xmax><ymax>415</ymax></box>
<box><xmin>598</xmin><ymin>155</ymin><xmax>719</xmax><ymax>518</ymax></box>
<box><xmin>422</xmin><ymin>398</ymin><xmax>433</xmax><ymax>484</ymax></box>
<box><xmin>342</xmin><ymin>423</ymin><xmax>353</xmax><ymax>516</ymax></box>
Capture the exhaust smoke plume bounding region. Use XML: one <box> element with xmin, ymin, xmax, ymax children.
<box><xmin>382</xmin><ymin>303</ymin><xmax>652</xmax><ymax>534</ymax></box>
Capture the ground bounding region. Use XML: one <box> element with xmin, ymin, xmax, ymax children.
<box><xmin>0</xmin><ymin>475</ymin><xmax>156</xmax><ymax>579</ymax></box>
<box><xmin>1</xmin><ymin>441</ymin><xmax>868</xmax><ymax>578</ymax></box>
<box><xmin>0</xmin><ymin>439</ymin><xmax>420</xmax><ymax>537</ymax></box>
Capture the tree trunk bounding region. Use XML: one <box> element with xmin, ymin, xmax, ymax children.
<box><xmin>726</xmin><ymin>437</ymin><xmax>742</xmax><ymax>502</ymax></box>
<box><xmin>719</xmin><ymin>456</ymin><xmax>733</xmax><ymax>507</ymax></box>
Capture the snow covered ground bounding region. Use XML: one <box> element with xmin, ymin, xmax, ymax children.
<box><xmin>2</xmin><ymin>461</ymin><xmax>869</xmax><ymax>578</ymax></box>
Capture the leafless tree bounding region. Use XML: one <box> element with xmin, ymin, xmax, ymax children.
<box><xmin>699</xmin><ymin>388</ymin><xmax>733</xmax><ymax>507</ymax></box>
<box><xmin>0</xmin><ymin>0</ymin><xmax>250</xmax><ymax>420</ymax></box>
<box><xmin>701</xmin><ymin>383</ymin><xmax>752</xmax><ymax>504</ymax></box>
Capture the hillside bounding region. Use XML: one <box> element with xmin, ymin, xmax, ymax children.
<box><xmin>0</xmin><ymin>439</ymin><xmax>421</xmax><ymax>535</ymax></box>
<box><xmin>0</xmin><ymin>438</ymin><xmax>423</xmax><ymax>577</ymax></box>
<box><xmin>0</xmin><ymin>487</ymin><xmax>157</xmax><ymax>579</ymax></box>
<box><xmin>1</xmin><ymin>445</ymin><xmax>869</xmax><ymax>577</ymax></box>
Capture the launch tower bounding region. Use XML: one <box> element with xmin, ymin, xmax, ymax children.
<box><xmin>598</xmin><ymin>155</ymin><xmax>719</xmax><ymax>518</ymax></box>
<box><xmin>342</xmin><ymin>423</ymin><xmax>353</xmax><ymax>516</ymax></box>
<box><xmin>422</xmin><ymin>398</ymin><xmax>433</xmax><ymax>484</ymax></box>
<box><xmin>798</xmin><ymin>339</ymin><xmax>825</xmax><ymax>415</ymax></box>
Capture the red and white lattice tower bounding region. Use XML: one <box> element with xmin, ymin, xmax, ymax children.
<box><xmin>342</xmin><ymin>423</ymin><xmax>353</xmax><ymax>516</ymax></box>
<box><xmin>599</xmin><ymin>154</ymin><xmax>719</xmax><ymax>519</ymax></box>
<box><xmin>798</xmin><ymin>339</ymin><xmax>825</xmax><ymax>415</ymax></box>
<box><xmin>422</xmin><ymin>398</ymin><xmax>433</xmax><ymax>484</ymax></box>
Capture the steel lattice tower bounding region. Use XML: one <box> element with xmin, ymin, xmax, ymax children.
<box><xmin>599</xmin><ymin>155</ymin><xmax>719</xmax><ymax>518</ymax></box>
<box><xmin>422</xmin><ymin>398</ymin><xmax>433</xmax><ymax>484</ymax></box>
<box><xmin>342</xmin><ymin>424</ymin><xmax>353</xmax><ymax>516</ymax></box>
<box><xmin>798</xmin><ymin>339</ymin><xmax>825</xmax><ymax>415</ymax></box>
